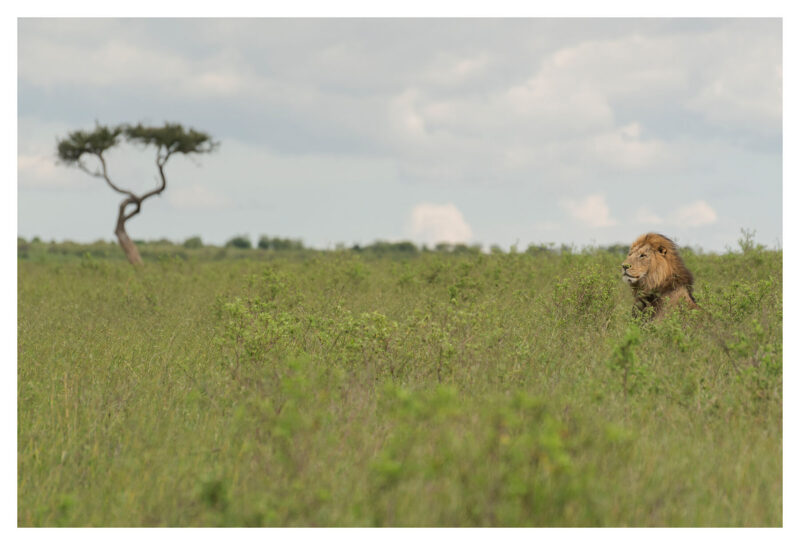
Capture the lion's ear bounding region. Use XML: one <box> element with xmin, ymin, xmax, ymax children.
<box><xmin>657</xmin><ymin>246</ymin><xmax>668</xmax><ymax>255</ymax></box>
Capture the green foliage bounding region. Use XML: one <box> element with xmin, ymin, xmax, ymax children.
<box><xmin>551</xmin><ymin>262</ymin><xmax>616</xmax><ymax>328</ymax></box>
<box><xmin>124</xmin><ymin>122</ymin><xmax>217</xmax><ymax>155</ymax></box>
<box><xmin>607</xmin><ymin>324</ymin><xmax>642</xmax><ymax>399</ymax></box>
<box><xmin>225</xmin><ymin>235</ymin><xmax>252</xmax><ymax>250</ymax></box>
<box><xmin>17</xmin><ymin>248</ymin><xmax>782</xmax><ymax>526</ymax></box>
<box><xmin>56</xmin><ymin>123</ymin><xmax>123</xmax><ymax>163</ymax></box>
<box><xmin>354</xmin><ymin>240</ymin><xmax>419</xmax><ymax>255</ymax></box>
<box><xmin>56</xmin><ymin>122</ymin><xmax>216</xmax><ymax>164</ymax></box>
<box><xmin>19</xmin><ymin>238</ymin><xmax>641</xmax><ymax>263</ymax></box>
<box><xmin>369</xmin><ymin>387</ymin><xmax>583</xmax><ymax>525</ymax></box>
<box><xmin>737</xmin><ymin>228</ymin><xmax>767</xmax><ymax>254</ymax></box>
<box><xmin>525</xmin><ymin>242</ymin><xmax>555</xmax><ymax>255</ymax></box>
<box><xmin>183</xmin><ymin>236</ymin><xmax>203</xmax><ymax>249</ymax></box>
<box><xmin>432</xmin><ymin>242</ymin><xmax>483</xmax><ymax>254</ymax></box>
<box><xmin>257</xmin><ymin>235</ymin><xmax>304</xmax><ymax>251</ymax></box>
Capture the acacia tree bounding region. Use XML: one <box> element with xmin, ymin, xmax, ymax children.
<box><xmin>56</xmin><ymin>122</ymin><xmax>217</xmax><ymax>265</ymax></box>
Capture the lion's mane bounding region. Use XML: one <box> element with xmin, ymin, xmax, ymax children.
<box><xmin>622</xmin><ymin>233</ymin><xmax>699</xmax><ymax>319</ymax></box>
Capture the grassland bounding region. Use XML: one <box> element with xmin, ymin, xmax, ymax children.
<box><xmin>17</xmin><ymin>240</ymin><xmax>782</xmax><ymax>526</ymax></box>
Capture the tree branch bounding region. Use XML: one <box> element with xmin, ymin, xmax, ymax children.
<box><xmin>90</xmin><ymin>153</ymin><xmax>139</xmax><ymax>201</ymax></box>
<box><xmin>121</xmin><ymin>197</ymin><xmax>142</xmax><ymax>222</ymax></box>
<box><xmin>76</xmin><ymin>161</ymin><xmax>104</xmax><ymax>180</ymax></box>
<box><xmin>139</xmin><ymin>151</ymin><xmax>170</xmax><ymax>203</ymax></box>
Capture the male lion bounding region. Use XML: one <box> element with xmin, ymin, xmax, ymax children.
<box><xmin>621</xmin><ymin>233</ymin><xmax>699</xmax><ymax>319</ymax></box>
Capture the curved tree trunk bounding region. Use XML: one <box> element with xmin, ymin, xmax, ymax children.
<box><xmin>76</xmin><ymin>144</ymin><xmax>176</xmax><ymax>267</ymax></box>
<box><xmin>108</xmin><ymin>157</ymin><xmax>170</xmax><ymax>266</ymax></box>
<box><xmin>115</xmin><ymin>198</ymin><xmax>143</xmax><ymax>266</ymax></box>
<box><xmin>115</xmin><ymin>223</ymin><xmax>143</xmax><ymax>266</ymax></box>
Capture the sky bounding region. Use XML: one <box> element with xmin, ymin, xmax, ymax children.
<box><xmin>17</xmin><ymin>17</ymin><xmax>783</xmax><ymax>252</ymax></box>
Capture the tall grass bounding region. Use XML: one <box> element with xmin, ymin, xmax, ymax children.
<box><xmin>17</xmin><ymin>245</ymin><xmax>782</xmax><ymax>526</ymax></box>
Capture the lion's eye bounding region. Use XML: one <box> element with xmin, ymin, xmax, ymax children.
<box><xmin>639</xmin><ymin>254</ymin><xmax>647</xmax><ymax>258</ymax></box>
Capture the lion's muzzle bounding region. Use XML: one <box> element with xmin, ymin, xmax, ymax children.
<box><xmin>621</xmin><ymin>268</ymin><xmax>641</xmax><ymax>285</ymax></box>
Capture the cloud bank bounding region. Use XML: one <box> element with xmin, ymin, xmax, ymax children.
<box><xmin>408</xmin><ymin>202</ymin><xmax>473</xmax><ymax>245</ymax></box>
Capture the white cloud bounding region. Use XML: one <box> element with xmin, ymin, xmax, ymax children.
<box><xmin>590</xmin><ymin>122</ymin><xmax>672</xmax><ymax>171</ymax></box>
<box><xmin>19</xmin><ymin>35</ymin><xmax>249</xmax><ymax>100</ymax></box>
<box><xmin>166</xmin><ymin>185</ymin><xmax>233</xmax><ymax>211</ymax></box>
<box><xmin>538</xmin><ymin>34</ymin><xmax>689</xmax><ymax>101</ymax></box>
<box><xmin>376</xmin><ymin>32</ymin><xmax>693</xmax><ymax>181</ymax></box>
<box><xmin>672</xmin><ymin>200</ymin><xmax>718</xmax><ymax>227</ymax></box>
<box><xmin>18</xmin><ymin>153</ymin><xmax>92</xmax><ymax>190</ymax></box>
<box><xmin>629</xmin><ymin>202</ymin><xmax>717</xmax><ymax>228</ymax></box>
<box><xmin>425</xmin><ymin>52</ymin><xmax>490</xmax><ymax>86</ymax></box>
<box><xmin>17</xmin><ymin>20</ymin><xmax>780</xmax><ymax>188</ymax></box>
<box><xmin>388</xmin><ymin>89</ymin><xmax>429</xmax><ymax>140</ymax></box>
<box><xmin>562</xmin><ymin>194</ymin><xmax>617</xmax><ymax>228</ymax></box>
<box><xmin>408</xmin><ymin>202</ymin><xmax>473</xmax><ymax>245</ymax></box>
<box><xmin>19</xmin><ymin>154</ymin><xmax>60</xmax><ymax>186</ymax></box>
<box><xmin>684</xmin><ymin>23</ymin><xmax>782</xmax><ymax>133</ymax></box>
<box><xmin>634</xmin><ymin>207</ymin><xmax>664</xmax><ymax>225</ymax></box>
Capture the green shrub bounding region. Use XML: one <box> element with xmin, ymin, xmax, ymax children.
<box><xmin>225</xmin><ymin>235</ymin><xmax>252</xmax><ymax>249</ymax></box>
<box><xmin>183</xmin><ymin>236</ymin><xmax>203</xmax><ymax>249</ymax></box>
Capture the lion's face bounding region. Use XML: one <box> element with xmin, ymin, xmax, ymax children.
<box><xmin>622</xmin><ymin>248</ymin><xmax>647</xmax><ymax>286</ymax></box>
<box><xmin>621</xmin><ymin>241</ymin><xmax>667</xmax><ymax>288</ymax></box>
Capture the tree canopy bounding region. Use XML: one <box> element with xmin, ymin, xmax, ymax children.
<box><xmin>125</xmin><ymin>123</ymin><xmax>217</xmax><ymax>157</ymax></box>
<box><xmin>56</xmin><ymin>124</ymin><xmax>123</xmax><ymax>163</ymax></box>
<box><xmin>57</xmin><ymin>122</ymin><xmax>217</xmax><ymax>165</ymax></box>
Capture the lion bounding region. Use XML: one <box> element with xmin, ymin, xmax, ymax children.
<box><xmin>621</xmin><ymin>233</ymin><xmax>699</xmax><ymax>319</ymax></box>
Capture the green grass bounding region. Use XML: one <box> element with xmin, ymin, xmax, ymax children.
<box><xmin>17</xmin><ymin>245</ymin><xmax>782</xmax><ymax>526</ymax></box>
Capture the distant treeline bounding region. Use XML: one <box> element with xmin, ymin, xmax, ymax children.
<box><xmin>17</xmin><ymin>235</ymin><xmax>645</xmax><ymax>262</ymax></box>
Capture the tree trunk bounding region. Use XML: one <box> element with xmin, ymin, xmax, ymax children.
<box><xmin>115</xmin><ymin>199</ymin><xmax>143</xmax><ymax>266</ymax></box>
<box><xmin>115</xmin><ymin>226</ymin><xmax>142</xmax><ymax>266</ymax></box>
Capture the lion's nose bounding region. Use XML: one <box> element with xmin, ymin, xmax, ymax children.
<box><xmin>622</xmin><ymin>263</ymin><xmax>631</xmax><ymax>270</ymax></box>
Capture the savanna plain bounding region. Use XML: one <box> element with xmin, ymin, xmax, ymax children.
<box><xmin>17</xmin><ymin>237</ymin><xmax>782</xmax><ymax>526</ymax></box>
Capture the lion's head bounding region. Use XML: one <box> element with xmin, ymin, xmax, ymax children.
<box><xmin>621</xmin><ymin>233</ymin><xmax>694</xmax><ymax>293</ymax></box>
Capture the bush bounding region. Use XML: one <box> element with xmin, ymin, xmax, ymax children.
<box><xmin>257</xmin><ymin>235</ymin><xmax>304</xmax><ymax>251</ymax></box>
<box><xmin>183</xmin><ymin>236</ymin><xmax>203</xmax><ymax>249</ymax></box>
<box><xmin>225</xmin><ymin>235</ymin><xmax>252</xmax><ymax>249</ymax></box>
